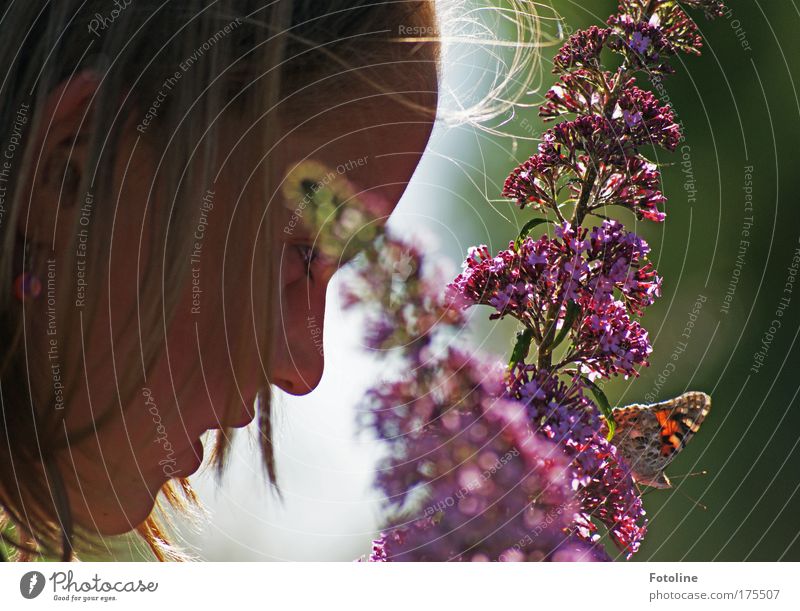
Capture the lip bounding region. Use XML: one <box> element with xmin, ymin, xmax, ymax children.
<box><xmin>225</xmin><ymin>406</ymin><xmax>256</xmax><ymax>429</ymax></box>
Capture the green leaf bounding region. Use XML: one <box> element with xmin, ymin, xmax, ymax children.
<box><xmin>508</xmin><ymin>328</ymin><xmax>534</xmax><ymax>368</ymax></box>
<box><xmin>583</xmin><ymin>377</ymin><xmax>616</xmax><ymax>440</ymax></box>
<box><xmin>514</xmin><ymin>217</ymin><xmax>552</xmax><ymax>247</ymax></box>
<box><xmin>550</xmin><ymin>299</ymin><xmax>580</xmax><ymax>351</ymax></box>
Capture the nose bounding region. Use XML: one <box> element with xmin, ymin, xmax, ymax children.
<box><xmin>273</xmin><ymin>288</ymin><xmax>327</xmax><ymax>396</ymax></box>
<box><xmin>269</xmin><ymin>259</ymin><xmax>327</xmax><ymax>394</ymax></box>
<box><xmin>276</xmin><ymin>377</ymin><xmax>314</xmax><ymax>396</ymax></box>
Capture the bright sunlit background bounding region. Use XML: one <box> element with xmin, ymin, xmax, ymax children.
<box><xmin>177</xmin><ymin>0</ymin><xmax>800</xmax><ymax>562</ymax></box>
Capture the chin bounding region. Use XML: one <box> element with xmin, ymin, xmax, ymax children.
<box><xmin>276</xmin><ymin>373</ymin><xmax>321</xmax><ymax>396</ymax></box>
<box><xmin>65</xmin><ymin>473</ymin><xmax>161</xmax><ymax>537</ymax></box>
<box><xmin>90</xmin><ymin>496</ymin><xmax>157</xmax><ymax>537</ymax></box>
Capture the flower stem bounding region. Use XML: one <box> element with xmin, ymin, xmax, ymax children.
<box><xmin>573</xmin><ymin>165</ymin><xmax>597</xmax><ymax>227</ymax></box>
<box><xmin>537</xmin><ymin>300</ymin><xmax>563</xmax><ymax>368</ymax></box>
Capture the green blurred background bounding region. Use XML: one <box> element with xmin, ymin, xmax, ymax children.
<box><xmin>182</xmin><ymin>0</ymin><xmax>800</xmax><ymax>562</ymax></box>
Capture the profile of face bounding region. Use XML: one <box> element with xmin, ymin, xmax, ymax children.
<box><xmin>29</xmin><ymin>52</ymin><xmax>438</xmax><ymax>535</ymax></box>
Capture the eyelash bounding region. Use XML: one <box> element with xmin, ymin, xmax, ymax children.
<box><xmin>296</xmin><ymin>244</ymin><xmax>318</xmax><ymax>279</ymax></box>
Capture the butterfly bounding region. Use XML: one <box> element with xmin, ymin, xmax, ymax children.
<box><xmin>606</xmin><ymin>391</ymin><xmax>711</xmax><ymax>489</ymax></box>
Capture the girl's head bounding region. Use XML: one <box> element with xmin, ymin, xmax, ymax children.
<box><xmin>0</xmin><ymin>0</ymin><xmax>438</xmax><ymax>558</ymax></box>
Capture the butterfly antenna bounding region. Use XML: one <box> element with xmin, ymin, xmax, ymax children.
<box><xmin>673</xmin><ymin>485</ymin><xmax>708</xmax><ymax>511</ymax></box>
<box><xmin>669</xmin><ymin>470</ymin><xmax>708</xmax><ymax>481</ymax></box>
<box><xmin>635</xmin><ymin>476</ymin><xmax>708</xmax><ymax>510</ymax></box>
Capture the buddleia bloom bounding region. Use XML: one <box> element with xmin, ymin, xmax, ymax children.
<box><xmin>349</xmin><ymin>0</ymin><xmax>723</xmax><ymax>563</ymax></box>
<box><xmin>361</xmin><ymin>346</ymin><xmax>607</xmax><ymax>562</ymax></box>
<box><xmin>446</xmin><ymin>220</ymin><xmax>661</xmax><ymax>336</ymax></box>
<box><xmin>553</xmin><ymin>26</ymin><xmax>611</xmax><ymax>73</ymax></box>
<box><xmin>346</xmin><ymin>240</ymin><xmax>610</xmax><ymax>561</ymax></box>
<box><xmin>506</xmin><ymin>365</ymin><xmax>647</xmax><ymax>555</ymax></box>
<box><xmin>607</xmin><ymin>14</ymin><xmax>676</xmax><ymax>74</ymax></box>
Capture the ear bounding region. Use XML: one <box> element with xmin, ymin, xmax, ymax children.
<box><xmin>18</xmin><ymin>70</ymin><xmax>100</xmax><ymax>247</ymax></box>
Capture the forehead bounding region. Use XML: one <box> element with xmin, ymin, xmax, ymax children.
<box><xmin>280</xmin><ymin>38</ymin><xmax>439</xmax><ymax>129</ymax></box>
<box><xmin>277</xmin><ymin>52</ymin><xmax>438</xmax><ymax>210</ymax></box>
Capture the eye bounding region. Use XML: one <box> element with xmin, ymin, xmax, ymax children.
<box><xmin>295</xmin><ymin>244</ymin><xmax>318</xmax><ymax>278</ymax></box>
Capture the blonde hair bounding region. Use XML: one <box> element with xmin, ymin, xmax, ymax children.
<box><xmin>0</xmin><ymin>0</ymin><xmax>439</xmax><ymax>561</ymax></box>
<box><xmin>433</xmin><ymin>0</ymin><xmax>552</xmax><ymax>132</ymax></box>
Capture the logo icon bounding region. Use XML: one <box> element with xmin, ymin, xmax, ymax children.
<box><xmin>20</xmin><ymin>571</ymin><xmax>46</xmax><ymax>600</ymax></box>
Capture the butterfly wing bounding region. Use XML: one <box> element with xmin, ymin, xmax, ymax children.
<box><xmin>611</xmin><ymin>391</ymin><xmax>711</xmax><ymax>488</ymax></box>
<box><xmin>652</xmin><ymin>391</ymin><xmax>711</xmax><ymax>456</ymax></box>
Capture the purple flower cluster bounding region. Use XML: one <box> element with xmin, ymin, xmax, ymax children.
<box><xmin>618</xmin><ymin>0</ymin><xmax>725</xmax><ymax>49</ymax></box>
<box><xmin>539</xmin><ymin>68</ymin><xmax>608</xmax><ymax>121</ymax></box>
<box><xmin>340</xmin><ymin>235</ymin><xmax>465</xmax><ymax>354</ymax></box>
<box><xmin>506</xmin><ymin>365</ymin><xmax>646</xmax><ymax>554</ymax></box>
<box><xmin>347</xmin><ymin>228</ymin><xmax>648</xmax><ymax>560</ymax></box>
<box><xmin>614</xmin><ymin>84</ymin><xmax>682</xmax><ymax>151</ymax></box>
<box><xmin>501</xmin><ymin>150</ymin><xmax>567</xmax><ymax>211</ymax></box>
<box><xmin>341</xmin><ymin>238</ymin><xmax>612</xmax><ymax>561</ymax></box>
<box><xmin>572</xmin><ymin>300</ymin><xmax>652</xmax><ymax>378</ymax></box>
<box><xmin>345</xmin><ymin>0</ymin><xmax>723</xmax><ymax>563</ymax></box>
<box><xmin>582</xmin><ymin>220</ymin><xmax>662</xmax><ymax>315</ymax></box>
<box><xmin>361</xmin><ymin>344</ymin><xmax>606</xmax><ymax>562</ymax></box>
<box><xmin>505</xmin><ymin>90</ymin><xmax>678</xmax><ymax>218</ymax></box>
<box><xmin>446</xmin><ymin>219</ymin><xmax>660</xmax><ymax>370</ymax></box>
<box><xmin>544</xmin><ymin>114</ymin><xmax>633</xmax><ymax>165</ymax></box>
<box><xmin>507</xmin><ymin>0</ymin><xmax>723</xmax><ymax>224</ymax></box>
<box><xmin>553</xmin><ymin>26</ymin><xmax>610</xmax><ymax>73</ymax></box>
<box><xmin>607</xmin><ymin>14</ymin><xmax>677</xmax><ymax>74</ymax></box>
<box><xmin>591</xmin><ymin>156</ymin><xmax>667</xmax><ymax>222</ymax></box>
